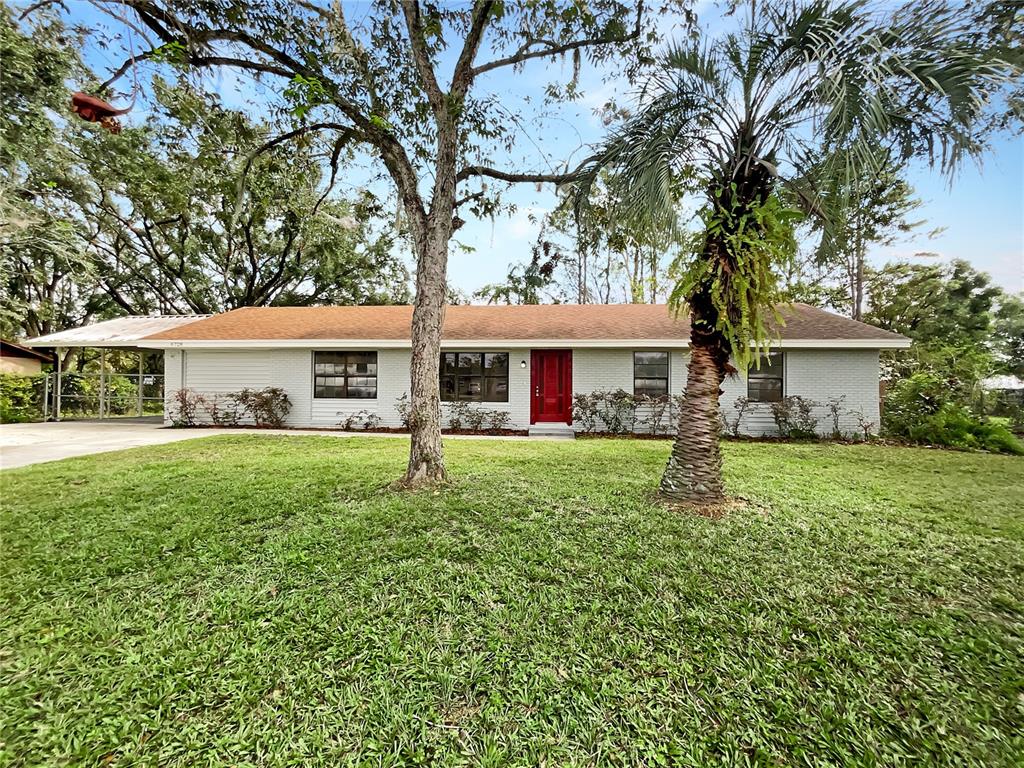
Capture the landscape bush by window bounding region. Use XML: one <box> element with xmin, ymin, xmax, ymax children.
<box><xmin>313</xmin><ymin>352</ymin><xmax>377</xmax><ymax>399</ymax></box>
<box><xmin>573</xmin><ymin>390</ymin><xmax>684</xmax><ymax>435</ymax></box>
<box><xmin>338</xmin><ymin>410</ymin><xmax>381</xmax><ymax>431</ymax></box>
<box><xmin>440</xmin><ymin>352</ymin><xmax>509</xmax><ymax>402</ymax></box>
<box><xmin>770</xmin><ymin>395</ymin><xmax>820</xmax><ymax>438</ymax></box>
<box><xmin>747</xmin><ymin>353</ymin><xmax>784</xmax><ymax>402</ymax></box>
<box><xmin>633</xmin><ymin>351</ymin><xmax>669</xmax><ymax>397</ymax></box>
<box><xmin>229</xmin><ymin>388</ymin><xmax>291</xmax><ymax>428</ymax></box>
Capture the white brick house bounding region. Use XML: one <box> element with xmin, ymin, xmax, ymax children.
<box><xmin>26</xmin><ymin>304</ymin><xmax>909</xmax><ymax>436</ymax></box>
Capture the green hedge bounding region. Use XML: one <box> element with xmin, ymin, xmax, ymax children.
<box><xmin>884</xmin><ymin>373</ymin><xmax>1024</xmax><ymax>455</ymax></box>
<box><xmin>0</xmin><ymin>374</ymin><xmax>46</xmax><ymax>423</ymax></box>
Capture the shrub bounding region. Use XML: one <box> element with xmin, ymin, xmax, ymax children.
<box><xmin>595</xmin><ymin>389</ymin><xmax>637</xmax><ymax>434</ymax></box>
<box><xmin>229</xmin><ymin>387</ymin><xmax>291</xmax><ymax>428</ymax></box>
<box><xmin>488</xmin><ymin>410</ymin><xmax>511</xmax><ymax>432</ymax></box>
<box><xmin>572</xmin><ymin>393</ymin><xmax>599</xmax><ymax>432</ymax></box>
<box><xmin>636</xmin><ymin>394</ymin><xmax>670</xmax><ymax>435</ymax></box>
<box><xmin>464</xmin><ymin>406</ymin><xmax>488</xmax><ymax>432</ymax></box>
<box><xmin>0</xmin><ymin>374</ymin><xmax>45</xmax><ymax>423</ymax></box>
<box><xmin>395</xmin><ymin>394</ymin><xmax>411</xmax><ymax>428</ymax></box>
<box><xmin>852</xmin><ymin>409</ymin><xmax>876</xmax><ymax>440</ymax></box>
<box><xmin>898</xmin><ymin>403</ymin><xmax>1023</xmax><ymax>455</ymax></box>
<box><xmin>443</xmin><ymin>400</ymin><xmax>470</xmax><ymax>430</ymax></box>
<box><xmin>882</xmin><ymin>372</ymin><xmax>948</xmax><ymax>437</ymax></box>
<box><xmin>769</xmin><ymin>395</ymin><xmax>819</xmax><ymax>438</ymax></box>
<box><xmin>825</xmin><ymin>395</ymin><xmax>846</xmax><ymax>439</ymax></box>
<box><xmin>339</xmin><ymin>410</ymin><xmax>380</xmax><ymax>430</ymax></box>
<box><xmin>168</xmin><ymin>388</ymin><xmax>204</xmax><ymax>427</ymax></box>
<box><xmin>723</xmin><ymin>395</ymin><xmax>752</xmax><ymax>437</ymax></box>
<box><xmin>203</xmin><ymin>395</ymin><xmax>242</xmax><ymax>427</ymax></box>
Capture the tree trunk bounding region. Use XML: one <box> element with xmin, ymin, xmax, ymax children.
<box><xmin>400</xmin><ymin>108</ymin><xmax>459</xmax><ymax>486</ymax></box>
<box><xmin>659</xmin><ymin>340</ymin><xmax>726</xmax><ymax>504</ymax></box>
<box><xmin>853</xmin><ymin>233</ymin><xmax>865</xmax><ymax>321</ymax></box>
<box><xmin>402</xmin><ymin>220</ymin><xmax>451</xmax><ymax>487</ymax></box>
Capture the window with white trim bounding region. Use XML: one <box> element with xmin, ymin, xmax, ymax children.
<box><xmin>634</xmin><ymin>351</ymin><xmax>670</xmax><ymax>397</ymax></box>
<box><xmin>440</xmin><ymin>352</ymin><xmax>509</xmax><ymax>402</ymax></box>
<box><xmin>313</xmin><ymin>351</ymin><xmax>377</xmax><ymax>398</ymax></box>
<box><xmin>747</xmin><ymin>352</ymin><xmax>783</xmax><ymax>402</ymax></box>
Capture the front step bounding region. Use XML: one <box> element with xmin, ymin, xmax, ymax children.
<box><xmin>528</xmin><ymin>424</ymin><xmax>576</xmax><ymax>439</ymax></box>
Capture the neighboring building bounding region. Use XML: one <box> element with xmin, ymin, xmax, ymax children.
<box><xmin>23</xmin><ymin>304</ymin><xmax>909</xmax><ymax>435</ymax></box>
<box><xmin>1</xmin><ymin>339</ymin><xmax>52</xmax><ymax>375</ymax></box>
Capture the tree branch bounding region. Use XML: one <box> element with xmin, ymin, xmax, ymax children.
<box><xmin>400</xmin><ymin>0</ymin><xmax>446</xmax><ymax>114</ymax></box>
<box><xmin>470</xmin><ymin>1</ymin><xmax>645</xmax><ymax>77</ymax></box>
<box><xmin>451</xmin><ymin>1</ymin><xmax>495</xmax><ymax>96</ymax></box>
<box><xmin>456</xmin><ymin>165</ymin><xmax>583</xmax><ymax>184</ymax></box>
<box><xmin>99</xmin><ymin>50</ymin><xmax>155</xmax><ymax>92</ymax></box>
<box><xmin>230</xmin><ymin>122</ymin><xmax>355</xmax><ymax>230</ymax></box>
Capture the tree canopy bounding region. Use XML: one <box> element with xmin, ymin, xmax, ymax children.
<box><xmin>1</xmin><ymin>6</ymin><xmax>408</xmax><ymax>339</ymax></box>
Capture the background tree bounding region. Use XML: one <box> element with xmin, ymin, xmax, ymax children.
<box><xmin>2</xmin><ymin>8</ymin><xmax>408</xmax><ymax>340</ymax></box>
<box><xmin>864</xmin><ymin>260</ymin><xmax>1003</xmax><ymax>348</ymax></box>
<box><xmin>1</xmin><ymin>6</ymin><xmax>98</xmax><ymax>339</ymax></box>
<box><xmin>571</xmin><ymin>0</ymin><xmax>1022</xmax><ymax>504</ymax></box>
<box><xmin>475</xmin><ymin>240</ymin><xmax>562</xmax><ymax>305</ymax></box>
<box><xmin>545</xmin><ymin>173</ymin><xmax>678</xmax><ymax>304</ymax></box>
<box><xmin>864</xmin><ymin>260</ymin><xmax>1019</xmax><ymax>403</ymax></box>
<box><xmin>993</xmin><ymin>294</ymin><xmax>1024</xmax><ymax>377</ymax></box>
<box><xmin>78</xmin><ymin>82</ymin><xmax>409</xmax><ymax>315</ymax></box>
<box><xmin>54</xmin><ymin>0</ymin><xmax>686</xmax><ymax>487</ymax></box>
<box><xmin>811</xmin><ymin>151</ymin><xmax>931</xmax><ymax>320</ymax></box>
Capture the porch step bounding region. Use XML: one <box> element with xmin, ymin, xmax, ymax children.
<box><xmin>528</xmin><ymin>424</ymin><xmax>576</xmax><ymax>439</ymax></box>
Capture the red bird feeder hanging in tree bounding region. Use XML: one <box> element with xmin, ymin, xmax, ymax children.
<box><xmin>70</xmin><ymin>92</ymin><xmax>131</xmax><ymax>134</ymax></box>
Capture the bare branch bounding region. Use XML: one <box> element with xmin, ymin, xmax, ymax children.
<box><xmin>18</xmin><ymin>0</ymin><xmax>68</xmax><ymax>21</ymax></box>
<box><xmin>454</xmin><ymin>190</ymin><xmax>486</xmax><ymax>209</ymax></box>
<box><xmin>312</xmin><ymin>129</ymin><xmax>357</xmax><ymax>216</ymax></box>
<box><xmin>230</xmin><ymin>122</ymin><xmax>354</xmax><ymax>232</ymax></box>
<box><xmin>294</xmin><ymin>0</ymin><xmax>330</xmax><ymax>20</ymax></box>
<box><xmin>456</xmin><ymin>165</ymin><xmax>582</xmax><ymax>184</ymax></box>
<box><xmin>99</xmin><ymin>51</ymin><xmax>155</xmax><ymax>92</ymax></box>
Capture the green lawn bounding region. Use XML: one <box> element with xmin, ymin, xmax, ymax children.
<box><xmin>2</xmin><ymin>437</ymin><xmax>1022</xmax><ymax>767</ymax></box>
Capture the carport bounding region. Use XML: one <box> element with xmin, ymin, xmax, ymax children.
<box><xmin>22</xmin><ymin>316</ymin><xmax>207</xmax><ymax>421</ymax></box>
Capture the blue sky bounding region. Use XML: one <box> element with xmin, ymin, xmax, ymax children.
<box><xmin>60</xmin><ymin>0</ymin><xmax>1024</xmax><ymax>298</ymax></box>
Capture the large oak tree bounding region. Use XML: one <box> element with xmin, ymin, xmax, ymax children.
<box><xmin>61</xmin><ymin>0</ymin><xmax>685</xmax><ymax>486</ymax></box>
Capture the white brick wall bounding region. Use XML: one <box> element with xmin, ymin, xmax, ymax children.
<box><xmin>719</xmin><ymin>349</ymin><xmax>880</xmax><ymax>436</ymax></box>
<box><xmin>164</xmin><ymin>345</ymin><xmax>881</xmax><ymax>436</ymax></box>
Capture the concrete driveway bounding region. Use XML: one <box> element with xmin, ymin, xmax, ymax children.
<box><xmin>0</xmin><ymin>418</ymin><xmax>537</xmax><ymax>471</ymax></box>
<box><xmin>0</xmin><ymin>418</ymin><xmax>218</xmax><ymax>470</ymax></box>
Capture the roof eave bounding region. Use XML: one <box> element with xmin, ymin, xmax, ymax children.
<box><xmin>139</xmin><ymin>337</ymin><xmax>912</xmax><ymax>350</ymax></box>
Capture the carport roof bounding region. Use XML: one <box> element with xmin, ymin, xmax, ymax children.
<box><xmin>22</xmin><ymin>315</ymin><xmax>210</xmax><ymax>347</ymax></box>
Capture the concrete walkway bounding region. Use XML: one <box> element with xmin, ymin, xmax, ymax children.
<box><xmin>0</xmin><ymin>418</ymin><xmax>541</xmax><ymax>471</ymax></box>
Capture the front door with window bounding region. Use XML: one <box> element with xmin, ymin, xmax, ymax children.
<box><xmin>531</xmin><ymin>349</ymin><xmax>572</xmax><ymax>424</ymax></box>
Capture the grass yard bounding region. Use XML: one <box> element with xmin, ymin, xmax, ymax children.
<box><xmin>1</xmin><ymin>437</ymin><xmax>1022</xmax><ymax>767</ymax></box>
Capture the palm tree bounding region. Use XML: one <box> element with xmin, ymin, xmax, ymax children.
<box><xmin>571</xmin><ymin>0</ymin><xmax>1021</xmax><ymax>505</ymax></box>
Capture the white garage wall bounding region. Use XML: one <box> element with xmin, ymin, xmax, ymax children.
<box><xmin>164</xmin><ymin>345</ymin><xmax>880</xmax><ymax>436</ymax></box>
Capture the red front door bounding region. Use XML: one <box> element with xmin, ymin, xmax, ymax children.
<box><xmin>531</xmin><ymin>350</ymin><xmax>572</xmax><ymax>424</ymax></box>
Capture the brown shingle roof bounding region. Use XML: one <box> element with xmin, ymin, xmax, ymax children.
<box><xmin>143</xmin><ymin>304</ymin><xmax>907</xmax><ymax>345</ymax></box>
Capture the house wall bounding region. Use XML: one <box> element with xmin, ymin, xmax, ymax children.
<box><xmin>164</xmin><ymin>347</ymin><xmax>532</xmax><ymax>429</ymax></box>
<box><xmin>164</xmin><ymin>345</ymin><xmax>881</xmax><ymax>437</ymax></box>
<box><xmin>720</xmin><ymin>348</ymin><xmax>881</xmax><ymax>436</ymax></box>
<box><xmin>0</xmin><ymin>356</ymin><xmax>43</xmax><ymax>375</ymax></box>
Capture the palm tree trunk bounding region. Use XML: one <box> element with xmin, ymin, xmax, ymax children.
<box><xmin>659</xmin><ymin>340</ymin><xmax>725</xmax><ymax>504</ymax></box>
